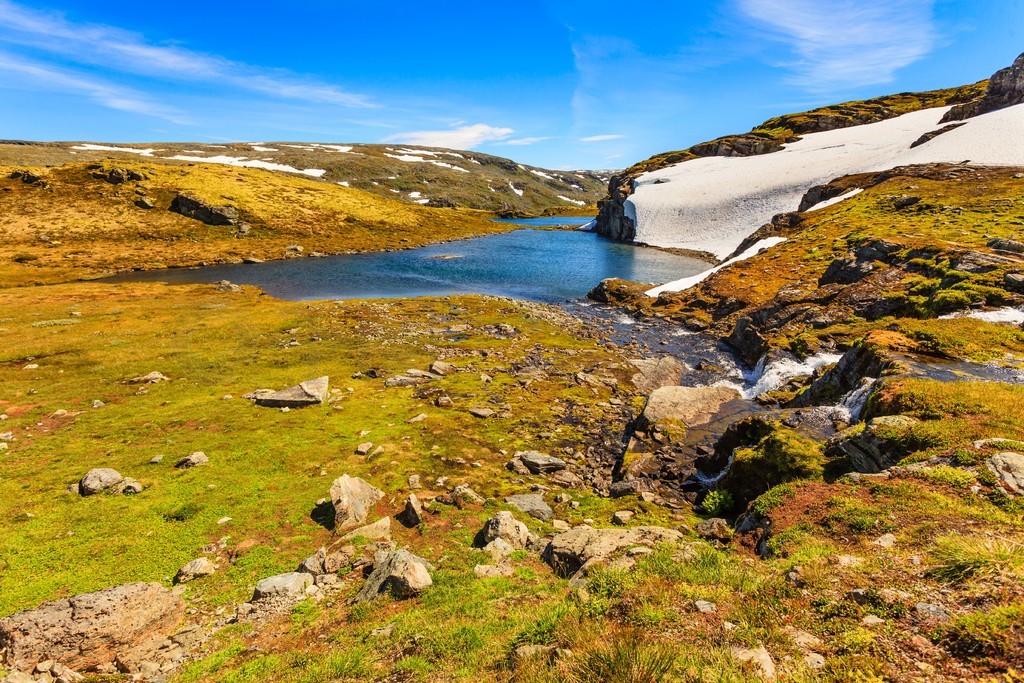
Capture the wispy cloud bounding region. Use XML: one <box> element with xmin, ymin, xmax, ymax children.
<box><xmin>580</xmin><ymin>134</ymin><xmax>625</xmax><ymax>142</ymax></box>
<box><xmin>0</xmin><ymin>0</ymin><xmax>372</xmax><ymax>110</ymax></box>
<box><xmin>0</xmin><ymin>51</ymin><xmax>188</xmax><ymax>123</ymax></box>
<box><xmin>502</xmin><ymin>136</ymin><xmax>553</xmax><ymax>146</ymax></box>
<box><xmin>383</xmin><ymin>123</ymin><xmax>515</xmax><ymax>149</ymax></box>
<box><xmin>738</xmin><ymin>0</ymin><xmax>937</xmax><ymax>89</ymax></box>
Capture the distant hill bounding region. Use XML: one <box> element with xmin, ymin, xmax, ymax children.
<box><xmin>0</xmin><ymin>141</ymin><xmax>608</xmax><ymax>215</ymax></box>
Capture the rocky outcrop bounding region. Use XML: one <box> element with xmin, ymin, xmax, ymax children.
<box><xmin>169</xmin><ymin>194</ymin><xmax>239</xmax><ymax>226</ymax></box>
<box><xmin>329</xmin><ymin>475</ymin><xmax>384</xmax><ymax>529</ymax></box>
<box><xmin>635</xmin><ymin>386</ymin><xmax>741</xmax><ymax>435</ymax></box>
<box><xmin>629</xmin><ymin>356</ymin><xmax>685</xmax><ymax>393</ymax></box>
<box><xmin>544</xmin><ymin>526</ymin><xmax>685</xmax><ymax>577</ymax></box>
<box><xmin>942</xmin><ymin>52</ymin><xmax>1024</xmax><ymax>122</ymax></box>
<box><xmin>253</xmin><ymin>376</ymin><xmax>328</xmax><ymax>408</ymax></box>
<box><xmin>832</xmin><ymin>415</ymin><xmax>920</xmax><ymax>473</ymax></box>
<box><xmin>0</xmin><ymin>583</ymin><xmax>184</xmax><ymax>674</ymax></box>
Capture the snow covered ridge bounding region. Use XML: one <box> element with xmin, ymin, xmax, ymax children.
<box><xmin>627</xmin><ymin>103</ymin><xmax>1024</xmax><ymax>262</ymax></box>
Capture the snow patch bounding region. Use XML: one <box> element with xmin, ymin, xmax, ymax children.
<box><xmin>557</xmin><ymin>195</ymin><xmax>586</xmax><ymax>206</ymax></box>
<box><xmin>646</xmin><ymin>237</ymin><xmax>787</xmax><ymax>296</ymax></box>
<box><xmin>251</xmin><ymin>145</ymin><xmax>278</xmax><ymax>152</ymax></box>
<box><xmin>71</xmin><ymin>144</ymin><xmax>158</xmax><ymax>156</ymax></box>
<box><xmin>166</xmin><ymin>155</ymin><xmax>326</xmax><ymax>177</ymax></box>
<box><xmin>805</xmin><ymin>188</ymin><xmax>863</xmax><ymax>212</ymax></box>
<box><xmin>508</xmin><ymin>182</ymin><xmax>524</xmax><ymax>197</ymax></box>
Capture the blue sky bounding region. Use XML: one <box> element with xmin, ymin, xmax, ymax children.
<box><xmin>0</xmin><ymin>0</ymin><xmax>1020</xmax><ymax>169</ymax></box>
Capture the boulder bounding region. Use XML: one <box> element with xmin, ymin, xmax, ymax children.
<box><xmin>174</xmin><ymin>452</ymin><xmax>209</xmax><ymax>469</ymax></box>
<box><xmin>112</xmin><ymin>478</ymin><xmax>143</xmax><ymax>495</ymax></box>
<box><xmin>474</xmin><ymin>511</ymin><xmax>535</xmax><ymax>550</ymax></box>
<box><xmin>629</xmin><ymin>356</ymin><xmax>684</xmax><ymax>393</ymax></box>
<box><xmin>341</xmin><ymin>517</ymin><xmax>392</xmax><ymax>542</ymax></box>
<box><xmin>727</xmin><ymin>317</ymin><xmax>769</xmax><ymax>367</ymax></box>
<box><xmin>397</xmin><ymin>494</ymin><xmax>424</xmax><ymax>527</ymax></box>
<box><xmin>429</xmin><ymin>361</ymin><xmax>454</xmax><ymax>376</ymax></box>
<box><xmin>353</xmin><ymin>550</ymin><xmax>432</xmax><ymax>603</ymax></box>
<box><xmin>986</xmin><ymin>452</ymin><xmax>1024</xmax><ymax>495</ymax></box>
<box><xmin>175</xmin><ymin>558</ymin><xmax>215</xmax><ymax>584</ymax></box>
<box><xmin>0</xmin><ymin>583</ymin><xmax>183</xmax><ymax>674</ymax></box>
<box><xmin>296</xmin><ymin>547</ymin><xmax>328</xmax><ymax>576</ymax></box>
<box><xmin>612</xmin><ymin>510</ymin><xmax>633</xmax><ymax>525</ymax></box>
<box><xmin>516</xmin><ymin>451</ymin><xmax>567</xmax><ymax>474</ymax></box>
<box><xmin>252</xmin><ymin>572</ymin><xmax>312</xmax><ymax>601</ymax></box>
<box><xmin>253</xmin><ymin>376</ymin><xmax>328</xmax><ymax>408</ymax></box>
<box><xmin>695</xmin><ymin>517</ymin><xmax>733</xmax><ymax>542</ymax></box>
<box><xmin>78</xmin><ymin>468</ymin><xmax>123</xmax><ymax>496</ymax></box>
<box><xmin>505</xmin><ymin>494</ymin><xmax>553</xmax><ymax>521</ymax></box>
<box><xmin>636</xmin><ymin>385</ymin><xmax>741</xmax><ymax>437</ymax></box>
<box><xmin>169</xmin><ymin>194</ymin><xmax>239</xmax><ymax>226</ymax></box>
<box><xmin>835</xmin><ymin>415</ymin><xmax>919</xmax><ymax>473</ymax></box>
<box><xmin>469</xmin><ymin>407</ymin><xmax>495</xmax><ymax>418</ymax></box>
<box><xmin>329</xmin><ymin>475</ymin><xmax>384</xmax><ymax>529</ymax></box>
<box><xmin>544</xmin><ymin>526</ymin><xmax>685</xmax><ymax>577</ymax></box>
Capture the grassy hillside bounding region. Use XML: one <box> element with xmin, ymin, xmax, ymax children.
<box><xmin>0</xmin><ymin>159</ymin><xmax>518</xmax><ymax>287</ymax></box>
<box><xmin>0</xmin><ymin>141</ymin><xmax>608</xmax><ymax>215</ymax></box>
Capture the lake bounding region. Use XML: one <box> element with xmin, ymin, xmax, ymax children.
<box><xmin>104</xmin><ymin>227</ymin><xmax>710</xmax><ymax>303</ymax></box>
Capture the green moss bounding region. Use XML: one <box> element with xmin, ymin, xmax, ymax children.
<box><xmin>722</xmin><ymin>425</ymin><xmax>825</xmax><ymax>505</ymax></box>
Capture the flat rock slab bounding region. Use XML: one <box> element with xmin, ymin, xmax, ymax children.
<box><xmin>545</xmin><ymin>526</ymin><xmax>684</xmax><ymax>577</ymax></box>
<box><xmin>253</xmin><ymin>572</ymin><xmax>312</xmax><ymax>601</ymax></box>
<box><xmin>517</xmin><ymin>451</ymin><xmax>567</xmax><ymax>474</ymax></box>
<box><xmin>254</xmin><ymin>376</ymin><xmax>328</xmax><ymax>408</ymax></box>
<box><xmin>505</xmin><ymin>494</ymin><xmax>553</xmax><ymax>521</ymax></box>
<box><xmin>638</xmin><ymin>386</ymin><xmax>741</xmax><ymax>429</ymax></box>
<box><xmin>0</xmin><ymin>582</ymin><xmax>184</xmax><ymax>673</ymax></box>
<box><xmin>630</xmin><ymin>356</ymin><xmax>685</xmax><ymax>393</ymax></box>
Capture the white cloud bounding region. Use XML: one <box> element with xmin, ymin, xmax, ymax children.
<box><xmin>738</xmin><ymin>0</ymin><xmax>937</xmax><ymax>89</ymax></box>
<box><xmin>580</xmin><ymin>134</ymin><xmax>625</xmax><ymax>142</ymax></box>
<box><xmin>383</xmin><ymin>123</ymin><xmax>515</xmax><ymax>150</ymax></box>
<box><xmin>502</xmin><ymin>136</ymin><xmax>552</xmax><ymax>146</ymax></box>
<box><xmin>0</xmin><ymin>0</ymin><xmax>372</xmax><ymax>108</ymax></box>
<box><xmin>0</xmin><ymin>51</ymin><xmax>188</xmax><ymax>123</ymax></box>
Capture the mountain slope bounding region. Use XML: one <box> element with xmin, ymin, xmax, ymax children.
<box><xmin>0</xmin><ymin>141</ymin><xmax>608</xmax><ymax>215</ymax></box>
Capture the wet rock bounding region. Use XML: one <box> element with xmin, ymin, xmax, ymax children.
<box><xmin>397</xmin><ymin>493</ymin><xmax>424</xmax><ymax>527</ymax></box>
<box><xmin>505</xmin><ymin>494</ymin><xmax>552</xmax><ymax>521</ymax></box>
<box><xmin>516</xmin><ymin>451</ymin><xmax>567</xmax><ymax>474</ymax></box>
<box><xmin>986</xmin><ymin>452</ymin><xmax>1024</xmax><ymax>495</ymax></box>
<box><xmin>174</xmin><ymin>451</ymin><xmax>209</xmax><ymax>469</ymax></box>
<box><xmin>253</xmin><ymin>376</ymin><xmax>328</xmax><ymax>408</ymax></box>
<box><xmin>727</xmin><ymin>317</ymin><xmax>769</xmax><ymax>368</ymax></box>
<box><xmin>253</xmin><ymin>572</ymin><xmax>312</xmax><ymax>601</ymax></box>
<box><xmin>175</xmin><ymin>558</ymin><xmax>215</xmax><ymax>584</ymax></box>
<box><xmin>629</xmin><ymin>356</ymin><xmax>685</xmax><ymax>393</ymax></box>
<box><xmin>329</xmin><ymin>475</ymin><xmax>384</xmax><ymax>530</ymax></box>
<box><xmin>353</xmin><ymin>550</ymin><xmax>432</xmax><ymax>603</ymax></box>
<box><xmin>169</xmin><ymin>194</ymin><xmax>239</xmax><ymax>226</ymax></box>
<box><xmin>835</xmin><ymin>415</ymin><xmax>919</xmax><ymax>473</ymax></box>
<box><xmin>78</xmin><ymin>468</ymin><xmax>122</xmax><ymax>496</ymax></box>
<box><xmin>0</xmin><ymin>583</ymin><xmax>184</xmax><ymax>674</ymax></box>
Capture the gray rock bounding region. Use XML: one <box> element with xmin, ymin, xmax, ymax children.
<box><xmin>78</xmin><ymin>468</ymin><xmax>123</xmax><ymax>496</ymax></box>
<box><xmin>516</xmin><ymin>451</ymin><xmax>567</xmax><ymax>474</ymax></box>
<box><xmin>695</xmin><ymin>517</ymin><xmax>733</xmax><ymax>542</ymax></box>
<box><xmin>836</xmin><ymin>415</ymin><xmax>919</xmax><ymax>473</ymax></box>
<box><xmin>986</xmin><ymin>452</ymin><xmax>1024</xmax><ymax>495</ymax></box>
<box><xmin>353</xmin><ymin>550</ymin><xmax>432</xmax><ymax>603</ymax></box>
<box><xmin>397</xmin><ymin>493</ymin><xmax>424</xmax><ymax>527</ymax></box>
<box><xmin>297</xmin><ymin>547</ymin><xmax>328</xmax><ymax>575</ymax></box>
<box><xmin>629</xmin><ymin>356</ymin><xmax>685</xmax><ymax>393</ymax></box>
<box><xmin>475</xmin><ymin>511</ymin><xmax>535</xmax><ymax>550</ymax></box>
<box><xmin>341</xmin><ymin>516</ymin><xmax>392</xmax><ymax>541</ymax></box>
<box><xmin>329</xmin><ymin>475</ymin><xmax>384</xmax><ymax>529</ymax></box>
<box><xmin>253</xmin><ymin>572</ymin><xmax>313</xmax><ymax>601</ymax></box>
<box><xmin>174</xmin><ymin>451</ymin><xmax>209</xmax><ymax>469</ymax></box>
<box><xmin>253</xmin><ymin>376</ymin><xmax>328</xmax><ymax>408</ymax></box>
<box><xmin>544</xmin><ymin>526</ymin><xmax>685</xmax><ymax>577</ymax></box>
<box><xmin>429</xmin><ymin>360</ymin><xmax>454</xmax><ymax>376</ymax></box>
<box><xmin>175</xmin><ymin>558</ymin><xmax>215</xmax><ymax>583</ymax></box>
<box><xmin>469</xmin><ymin>407</ymin><xmax>495</xmax><ymax>418</ymax></box>
<box><xmin>505</xmin><ymin>494</ymin><xmax>553</xmax><ymax>521</ymax></box>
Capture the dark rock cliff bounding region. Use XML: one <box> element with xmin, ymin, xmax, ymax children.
<box><xmin>942</xmin><ymin>52</ymin><xmax>1024</xmax><ymax>122</ymax></box>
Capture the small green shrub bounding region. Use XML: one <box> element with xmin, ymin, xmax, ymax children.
<box><xmin>701</xmin><ymin>489</ymin><xmax>734</xmax><ymax>516</ymax></box>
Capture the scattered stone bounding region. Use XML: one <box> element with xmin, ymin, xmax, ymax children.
<box><xmin>552</xmin><ymin>519</ymin><xmax>570</xmax><ymax>531</ymax></box>
<box><xmin>545</xmin><ymin>526</ymin><xmax>686</xmax><ymax>577</ymax></box>
<box><xmin>407</xmin><ymin>413</ymin><xmax>428</xmax><ymax>423</ymax></box>
<box><xmin>353</xmin><ymin>550</ymin><xmax>433</xmax><ymax>603</ymax></box>
<box><xmin>612</xmin><ymin>510</ymin><xmax>633</xmax><ymax>525</ymax></box>
<box><xmin>214</xmin><ymin>280</ymin><xmax>242</xmax><ymax>292</ymax></box>
<box><xmin>91</xmin><ymin>400</ymin><xmax>105</xmax><ymax>409</ymax></box>
<box><xmin>862</xmin><ymin>614</ymin><xmax>886</xmax><ymax>626</ymax></box>
<box><xmin>474</xmin><ymin>564</ymin><xmax>513</xmax><ymax>579</ymax></box>
<box><xmin>695</xmin><ymin>517</ymin><xmax>733</xmax><ymax>542</ymax></box>
<box><xmin>126</xmin><ymin>371</ymin><xmax>170</xmax><ymax>384</ymax></box>
<box><xmin>805</xmin><ymin>653</ymin><xmax>826</xmax><ymax>669</ymax></box>
<box><xmin>874</xmin><ymin>533</ymin><xmax>897</xmax><ymax>548</ymax></box>
<box><xmin>450</xmin><ymin>484</ymin><xmax>486</xmax><ymax>506</ymax></box>
<box><xmin>914</xmin><ymin>602</ymin><xmax>950</xmax><ymax>621</ymax></box>
<box><xmin>253</xmin><ymin>376</ymin><xmax>328</xmax><ymax>408</ymax></box>
<box><xmin>355</xmin><ymin>442</ymin><xmax>374</xmax><ymax>455</ymax></box>
<box><xmin>505</xmin><ymin>494</ymin><xmax>553</xmax><ymax>521</ymax></box>
<box><xmin>829</xmin><ymin>554</ymin><xmax>864</xmax><ymax>568</ymax></box>
<box><xmin>407</xmin><ymin>474</ymin><xmax>421</xmax><ymax>489</ymax></box>
<box><xmin>341</xmin><ymin>516</ymin><xmax>392</xmax><ymax>542</ymax></box>
<box><xmin>112</xmin><ymin>477</ymin><xmax>143</xmax><ymax>495</ymax></box>
<box><xmin>297</xmin><ymin>547</ymin><xmax>328</xmax><ymax>576</ymax></box>
<box><xmin>609</xmin><ymin>480</ymin><xmax>640</xmax><ymax>498</ymax></box>
<box><xmin>429</xmin><ymin>360</ymin><xmax>454</xmax><ymax>376</ymax></box>
<box><xmin>384</xmin><ymin>375</ymin><xmax>424</xmax><ymax>387</ymax></box>
<box><xmin>329</xmin><ymin>475</ymin><xmax>384</xmax><ymax>529</ymax></box>
<box><xmin>784</xmin><ymin>566</ymin><xmax>806</xmax><ymax>588</ymax></box>
<box><xmin>175</xmin><ymin>558</ymin><xmax>215</xmax><ymax>584</ymax></box>
<box><xmin>397</xmin><ymin>493</ymin><xmax>424</xmax><ymax>527</ymax></box>
<box><xmin>694</xmin><ymin>600</ymin><xmax>717</xmax><ymax>613</ymax></box>
<box><xmin>174</xmin><ymin>452</ymin><xmax>209</xmax><ymax>469</ymax></box>
<box><xmin>986</xmin><ymin>452</ymin><xmax>1024</xmax><ymax>495</ymax></box>
<box><xmin>516</xmin><ymin>451</ymin><xmax>567</xmax><ymax>474</ymax></box>
<box><xmin>512</xmin><ymin>644</ymin><xmax>555</xmax><ymax>666</ymax></box>
<box><xmin>0</xmin><ymin>582</ymin><xmax>184</xmax><ymax>674</ymax></box>
<box><xmin>730</xmin><ymin>646</ymin><xmax>776</xmax><ymax>680</ymax></box>
<box><xmin>253</xmin><ymin>572</ymin><xmax>313</xmax><ymax>601</ymax></box>
<box><xmin>78</xmin><ymin>468</ymin><xmax>123</xmax><ymax>496</ymax></box>
<box><xmin>469</xmin><ymin>407</ymin><xmax>495</xmax><ymax>419</ymax></box>
<box><xmin>475</xmin><ymin>511</ymin><xmax>536</xmax><ymax>550</ymax></box>
<box><xmin>148</xmin><ymin>454</ymin><xmax>164</xmax><ymax>465</ymax></box>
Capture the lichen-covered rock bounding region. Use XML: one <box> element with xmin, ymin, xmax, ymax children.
<box><xmin>329</xmin><ymin>475</ymin><xmax>383</xmax><ymax>530</ymax></box>
<box><xmin>986</xmin><ymin>452</ymin><xmax>1024</xmax><ymax>496</ymax></box>
<box><xmin>253</xmin><ymin>376</ymin><xmax>328</xmax><ymax>408</ymax></box>
<box><xmin>544</xmin><ymin>526</ymin><xmax>685</xmax><ymax>577</ymax></box>
<box><xmin>0</xmin><ymin>583</ymin><xmax>183</xmax><ymax>674</ymax></box>
<box><xmin>835</xmin><ymin>415</ymin><xmax>919</xmax><ymax>473</ymax></box>
<box><xmin>78</xmin><ymin>468</ymin><xmax>122</xmax><ymax>496</ymax></box>
<box><xmin>474</xmin><ymin>511</ymin><xmax>535</xmax><ymax>550</ymax></box>
<box><xmin>353</xmin><ymin>550</ymin><xmax>432</xmax><ymax>603</ymax></box>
